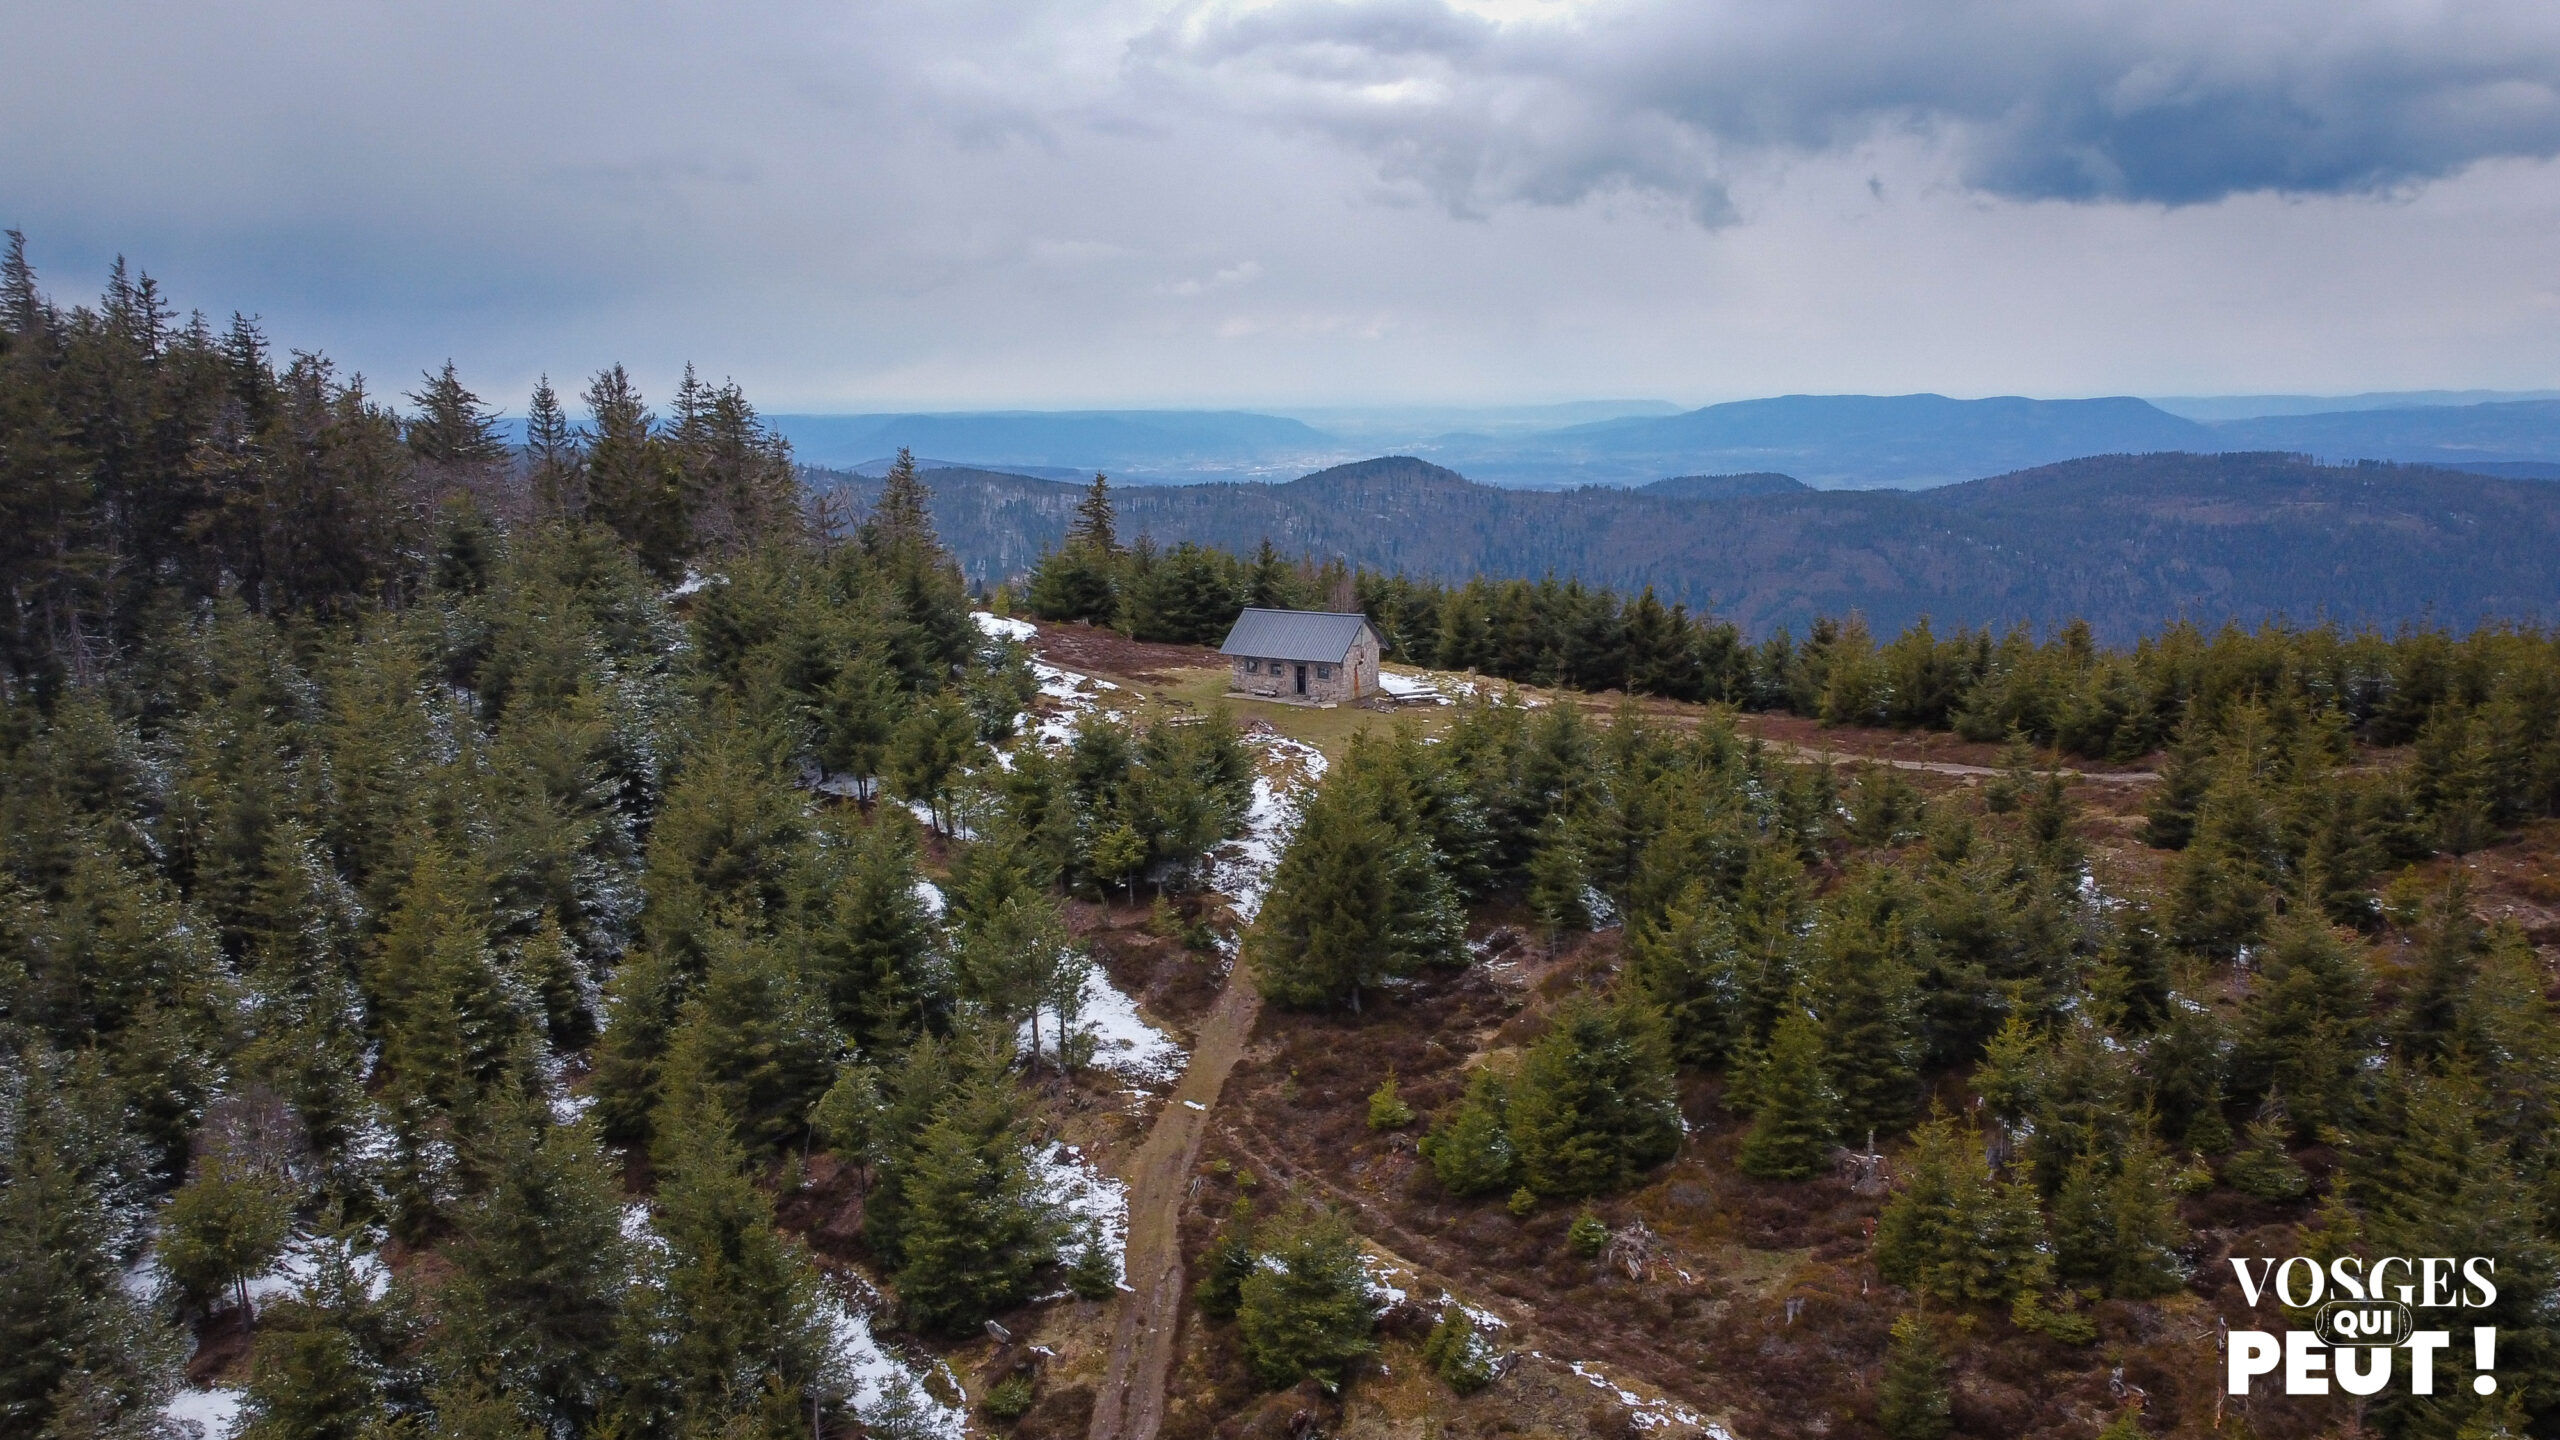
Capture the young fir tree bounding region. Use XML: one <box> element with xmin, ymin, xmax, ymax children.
<box><xmin>236</xmin><ymin>1240</ymin><xmax>399</xmax><ymax>1440</ymax></box>
<box><xmin>624</xmin><ymin>1100</ymin><xmax>830</xmax><ymax>1436</ymax></box>
<box><xmin>1419</xmin><ymin>1070</ymin><xmax>1517</xmax><ymax>1198</ymax></box>
<box><xmin>1737</xmin><ymin>1006</ymin><xmax>1840</xmax><ymax>1181</ymax></box>
<box><xmin>1873</xmin><ymin>1108</ymin><xmax>2048</xmax><ymax>1309</ymax></box>
<box><xmin>1875</xmin><ymin>1312</ymin><xmax>1952</xmax><ymax>1440</ymax></box>
<box><xmin>1367</xmin><ymin>1071</ymin><xmax>1414</xmax><ymax>1131</ymax></box>
<box><xmin>161</xmin><ymin>1152</ymin><xmax>295</xmax><ymax>1318</ymax></box>
<box><xmin>2222</xmin><ymin>1110</ymin><xmax>2309</xmax><ymax>1200</ymax></box>
<box><xmin>1504</xmin><ymin>995</ymin><xmax>1683</xmax><ymax>1198</ymax></box>
<box><xmin>2232</xmin><ymin>906</ymin><xmax>2376</xmax><ymax>1138</ymax></box>
<box><xmin>437</xmin><ymin>1100</ymin><xmax>632</xmax><ymax>1437</ymax></box>
<box><xmin>1235</xmin><ymin>1207</ymin><xmax>1377</xmax><ymax>1391</ymax></box>
<box><xmin>1421</xmin><ymin>1303</ymin><xmax>1496</xmax><ymax>1394</ymax></box>
<box><xmin>1524</xmin><ymin>817</ymin><xmax>1593</xmax><ymax>939</ymax></box>
<box><xmin>1247</xmin><ymin>772</ymin><xmax>1403</xmax><ymax>1009</ymax></box>
<box><xmin>884</xmin><ymin>1073</ymin><xmax>1059</xmax><ymax>1333</ymax></box>
<box><xmin>651</xmin><ymin>927</ymin><xmax>839</xmax><ymax>1164</ymax></box>
<box><xmin>1192</xmin><ymin>1199</ymin><xmax>1257</xmax><ymax>1319</ymax></box>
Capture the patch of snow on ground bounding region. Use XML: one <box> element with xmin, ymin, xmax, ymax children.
<box><xmin>1561</xmin><ymin>1358</ymin><xmax>1712</xmax><ymax>1433</ymax></box>
<box><xmin>1024</xmin><ymin>967</ymin><xmax>1186</xmax><ymax>1084</ymax></box>
<box><xmin>1362</xmin><ymin>1254</ymin><xmax>1413</xmax><ymax>1307</ymax></box>
<box><xmin>665</xmin><ymin>570</ymin><xmax>724</xmax><ymax>598</ymax></box>
<box><xmin>971</xmin><ymin>611</ymin><xmax>1037</xmax><ymax>643</ymax></box>
<box><xmin>1208</xmin><ymin>735</ymin><xmax>1328</xmax><ymax>927</ymax></box>
<box><xmin>1028</xmin><ymin>1141</ymin><xmax>1131</xmax><ymax>1288</ymax></box>
<box><xmin>241</xmin><ymin>1230</ymin><xmax>389</xmax><ymax>1307</ymax></box>
<box><xmin>1375</xmin><ymin>669</ymin><xmax>1449</xmax><ymax>703</ymax></box>
<box><xmin>821</xmin><ymin>1299</ymin><xmax>968</xmax><ymax>1438</ymax></box>
<box><xmin>164</xmin><ymin>1386</ymin><xmax>245</xmax><ymax>1439</ymax></box>
<box><xmin>913</xmin><ymin>877</ymin><xmax>945</xmax><ymax>918</ymax></box>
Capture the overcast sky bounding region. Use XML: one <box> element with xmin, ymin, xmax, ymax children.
<box><xmin>8</xmin><ymin>0</ymin><xmax>2560</xmax><ymax>411</ymax></box>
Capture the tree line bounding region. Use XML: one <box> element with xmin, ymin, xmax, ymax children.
<box><xmin>0</xmin><ymin>242</ymin><xmax>1253</xmax><ymax>1439</ymax></box>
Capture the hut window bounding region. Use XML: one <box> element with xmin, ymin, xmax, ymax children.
<box><xmin>1316</xmin><ymin>664</ymin><xmax>1332</xmax><ymax>679</ymax></box>
<box><xmin>1244</xmin><ymin>658</ymin><xmax>1259</xmax><ymax>674</ymax></box>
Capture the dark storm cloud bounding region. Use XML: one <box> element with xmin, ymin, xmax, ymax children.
<box><xmin>1137</xmin><ymin>0</ymin><xmax>2560</xmax><ymax>216</ymax></box>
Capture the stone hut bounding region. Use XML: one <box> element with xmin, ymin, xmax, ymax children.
<box><xmin>1219</xmin><ymin>608</ymin><xmax>1383</xmax><ymax>706</ymax></box>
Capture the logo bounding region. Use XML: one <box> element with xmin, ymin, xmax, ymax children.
<box><xmin>2225</xmin><ymin>1256</ymin><xmax>2500</xmax><ymax>1397</ymax></box>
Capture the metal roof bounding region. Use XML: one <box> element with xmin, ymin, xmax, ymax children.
<box><xmin>1218</xmin><ymin>608</ymin><xmax>1378</xmax><ymax>663</ymax></box>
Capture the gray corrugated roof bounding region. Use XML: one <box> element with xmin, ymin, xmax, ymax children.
<box><xmin>1219</xmin><ymin>608</ymin><xmax>1377</xmax><ymax>663</ymax></box>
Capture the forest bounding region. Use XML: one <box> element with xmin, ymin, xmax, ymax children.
<box><xmin>5</xmin><ymin>237</ymin><xmax>2559</xmax><ymax>1440</ymax></box>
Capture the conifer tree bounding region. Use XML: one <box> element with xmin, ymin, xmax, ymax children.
<box><xmin>1624</xmin><ymin>882</ymin><xmax>1747</xmax><ymax>1066</ymax></box>
<box><xmin>1874</xmin><ymin>1108</ymin><xmax>2048</xmax><ymax>1308</ymax></box>
<box><xmin>161</xmin><ymin>1152</ymin><xmax>294</xmax><ymax>1318</ymax></box>
<box><xmin>1419</xmin><ymin>1070</ymin><xmax>1517</xmax><ymax>1198</ymax></box>
<box><xmin>1525</xmin><ymin>817</ymin><xmax>1593</xmax><ymax>938</ymax></box>
<box><xmin>1235</xmin><ymin>1207</ymin><xmax>1376</xmax><ymax>1390</ymax></box>
<box><xmin>652</xmin><ymin>928</ymin><xmax>839</xmax><ymax>1163</ymax></box>
<box><xmin>1505</xmin><ymin>995</ymin><xmax>1683</xmax><ymax>1198</ymax></box>
<box><xmin>2223</xmin><ymin>1110</ymin><xmax>2308</xmax><ymax>1199</ymax></box>
<box><xmin>1421</xmin><ymin>1303</ymin><xmax>1495</xmax><ymax>1394</ymax></box>
<box><xmin>1738</xmin><ymin>1006</ymin><xmax>1840</xmax><ymax>1181</ymax></box>
<box><xmin>438</xmin><ymin>1102</ymin><xmax>632</xmax><ymax>1437</ymax></box>
<box><xmin>236</xmin><ymin>1241</ymin><xmax>397</xmax><ymax>1440</ymax></box>
<box><xmin>1192</xmin><ymin>1199</ymin><xmax>1257</xmax><ymax>1319</ymax></box>
<box><xmin>523</xmin><ymin>375</ymin><xmax>583</xmax><ymax>516</ymax></box>
<box><xmin>802</xmin><ymin>810</ymin><xmax>935</xmax><ymax>1048</ymax></box>
<box><xmin>882</xmin><ymin>1073</ymin><xmax>1058</xmax><ymax>1333</ymax></box>
<box><xmin>1876</xmin><ymin>1313</ymin><xmax>1952</xmax><ymax>1440</ymax></box>
<box><xmin>2232</xmin><ymin>907</ymin><xmax>2376</xmax><ymax>1137</ymax></box>
<box><xmin>627</xmin><ymin>1101</ymin><xmax>829</xmax><ymax>1435</ymax></box>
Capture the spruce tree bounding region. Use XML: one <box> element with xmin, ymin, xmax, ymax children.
<box><xmin>1419</xmin><ymin>1071</ymin><xmax>1517</xmax><ymax>1198</ymax></box>
<box><xmin>1524</xmin><ymin>817</ymin><xmax>1593</xmax><ymax>938</ymax></box>
<box><xmin>161</xmin><ymin>1152</ymin><xmax>294</xmax><ymax>1318</ymax></box>
<box><xmin>1505</xmin><ymin>995</ymin><xmax>1683</xmax><ymax>1198</ymax></box>
<box><xmin>1235</xmin><ymin>1208</ymin><xmax>1376</xmax><ymax>1390</ymax></box>
<box><xmin>804</xmin><ymin>809</ymin><xmax>934</xmax><ymax>1048</ymax></box>
<box><xmin>1738</xmin><ymin>1006</ymin><xmax>1839</xmax><ymax>1181</ymax></box>
<box><xmin>438</xmin><ymin>1101</ymin><xmax>632</xmax><ymax>1436</ymax></box>
<box><xmin>1875</xmin><ymin>1313</ymin><xmax>1952</xmax><ymax>1440</ymax></box>
<box><xmin>885</xmin><ymin>1074</ymin><xmax>1058</xmax><ymax>1333</ymax></box>
<box><xmin>1421</xmin><ymin>1303</ymin><xmax>1495</xmax><ymax>1394</ymax></box>
<box><xmin>2232</xmin><ymin>907</ymin><xmax>2376</xmax><ymax>1137</ymax></box>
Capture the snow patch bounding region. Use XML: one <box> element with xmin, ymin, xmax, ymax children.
<box><xmin>1207</xmin><ymin>734</ymin><xmax>1327</xmax><ymax>928</ymax></box>
<box><xmin>912</xmin><ymin>877</ymin><xmax>946</xmax><ymax>919</ymax></box>
<box><xmin>1544</xmin><ymin>1354</ymin><xmax>1716</xmax><ymax>1434</ymax></box>
<box><xmin>1375</xmin><ymin>669</ymin><xmax>1450</xmax><ymax>704</ymax></box>
<box><xmin>163</xmin><ymin>1386</ymin><xmax>246</xmax><ymax>1440</ymax></box>
<box><xmin>1024</xmin><ymin>967</ymin><xmax>1186</xmax><ymax>1084</ymax></box>
<box><xmin>820</xmin><ymin>1299</ymin><xmax>967</xmax><ymax>1439</ymax></box>
<box><xmin>1028</xmin><ymin>1142</ymin><xmax>1130</xmax><ymax>1289</ymax></box>
<box><xmin>971</xmin><ymin>611</ymin><xmax>1037</xmax><ymax>643</ymax></box>
<box><xmin>242</xmin><ymin>1230</ymin><xmax>389</xmax><ymax>1307</ymax></box>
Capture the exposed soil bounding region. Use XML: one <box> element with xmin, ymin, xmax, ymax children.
<box><xmin>1025</xmin><ymin>619</ymin><xmax>1224</xmax><ymax>683</ymax></box>
<box><xmin>1088</xmin><ymin>963</ymin><xmax>1265</xmax><ymax>1440</ymax></box>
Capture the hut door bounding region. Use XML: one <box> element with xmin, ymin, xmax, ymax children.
<box><xmin>1294</xmin><ymin>664</ymin><xmax>1307</xmax><ymax>695</ymax></box>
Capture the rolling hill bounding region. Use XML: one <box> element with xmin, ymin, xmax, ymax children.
<box><xmin>822</xmin><ymin>452</ymin><xmax>2560</xmax><ymax>642</ymax></box>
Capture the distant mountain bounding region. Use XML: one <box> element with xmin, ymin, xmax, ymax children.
<box><xmin>2150</xmin><ymin>389</ymin><xmax>2560</xmax><ymax>422</ymax></box>
<box><xmin>2203</xmin><ymin>400</ymin><xmax>2560</xmax><ymax>466</ymax></box>
<box><xmin>1639</xmin><ymin>472</ymin><xmax>1809</xmax><ymax>500</ymax></box>
<box><xmin>766</xmin><ymin>409</ymin><xmax>1350</xmax><ymax>482</ymax></box>
<box><xmin>820</xmin><ymin>452</ymin><xmax>2560</xmax><ymax>642</ymax></box>
<box><xmin>1415</xmin><ymin>393</ymin><xmax>2216</xmax><ymax>489</ymax></box>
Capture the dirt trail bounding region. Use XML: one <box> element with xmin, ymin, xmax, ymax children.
<box><xmin>1088</xmin><ymin>964</ymin><xmax>1263</xmax><ymax>1440</ymax></box>
<box><xmin>1753</xmin><ymin>737</ymin><xmax>2159</xmax><ymax>785</ymax></box>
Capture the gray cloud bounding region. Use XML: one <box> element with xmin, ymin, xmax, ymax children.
<box><xmin>6</xmin><ymin>1</ymin><xmax>2560</xmax><ymax>406</ymax></box>
<box><xmin>1134</xmin><ymin>0</ymin><xmax>2560</xmax><ymax>216</ymax></box>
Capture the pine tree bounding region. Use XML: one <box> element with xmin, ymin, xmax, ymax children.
<box><xmin>1814</xmin><ymin>904</ymin><xmax>1922</xmax><ymax>1138</ymax></box>
<box><xmin>1874</xmin><ymin>1108</ymin><xmax>2048</xmax><ymax>1308</ymax></box>
<box><xmin>1235</xmin><ymin>1208</ymin><xmax>1376</xmax><ymax>1390</ymax></box>
<box><xmin>652</xmin><ymin>928</ymin><xmax>839</xmax><ymax>1163</ymax></box>
<box><xmin>2222</xmin><ymin>1112</ymin><xmax>2308</xmax><ymax>1200</ymax></box>
<box><xmin>1192</xmin><ymin>1199</ymin><xmax>1257</xmax><ymax>1319</ymax></box>
<box><xmin>1505</xmin><ymin>995</ymin><xmax>1683</xmax><ymax>1198</ymax></box>
<box><xmin>2233</xmin><ymin>907</ymin><xmax>2376</xmax><ymax>1137</ymax></box>
<box><xmin>804</xmin><ymin>808</ymin><xmax>934</xmax><ymax>1048</ymax></box>
<box><xmin>883</xmin><ymin>691</ymin><xmax>978</xmax><ymax>836</ymax></box>
<box><xmin>237</xmin><ymin>1238</ymin><xmax>398</xmax><ymax>1440</ymax></box>
<box><xmin>633</xmin><ymin>1101</ymin><xmax>829</xmax><ymax>1434</ymax></box>
<box><xmin>523</xmin><ymin>375</ymin><xmax>583</xmax><ymax>516</ymax></box>
<box><xmin>1875</xmin><ymin>1313</ymin><xmax>1952</xmax><ymax>1440</ymax></box>
<box><xmin>1737</xmin><ymin>1007</ymin><xmax>1838</xmax><ymax>1181</ymax></box>
<box><xmin>1367</xmin><ymin>1071</ymin><xmax>1414</xmax><ymax>1131</ymax></box>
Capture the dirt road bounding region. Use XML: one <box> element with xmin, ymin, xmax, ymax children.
<box><xmin>1751</xmin><ymin>736</ymin><xmax>2159</xmax><ymax>785</ymax></box>
<box><xmin>1088</xmin><ymin>964</ymin><xmax>1263</xmax><ymax>1440</ymax></box>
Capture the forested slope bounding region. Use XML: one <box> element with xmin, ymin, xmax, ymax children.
<box><xmin>823</xmin><ymin>452</ymin><xmax>2560</xmax><ymax>641</ymax></box>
